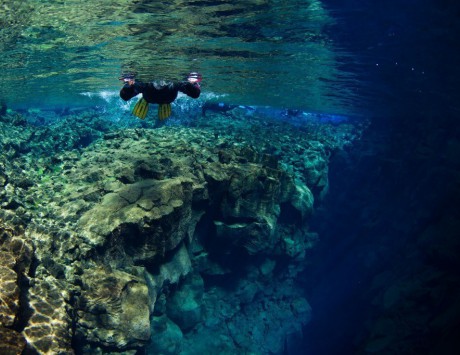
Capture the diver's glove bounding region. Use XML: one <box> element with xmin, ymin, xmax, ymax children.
<box><xmin>120</xmin><ymin>82</ymin><xmax>145</xmax><ymax>101</ymax></box>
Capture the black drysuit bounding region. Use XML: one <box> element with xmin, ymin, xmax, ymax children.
<box><xmin>120</xmin><ymin>80</ymin><xmax>200</xmax><ymax>103</ymax></box>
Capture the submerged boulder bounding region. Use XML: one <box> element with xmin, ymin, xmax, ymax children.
<box><xmin>147</xmin><ymin>315</ymin><xmax>183</xmax><ymax>355</ymax></box>
<box><xmin>77</xmin><ymin>177</ymin><xmax>196</xmax><ymax>263</ymax></box>
<box><xmin>75</xmin><ymin>266</ymin><xmax>151</xmax><ymax>350</ymax></box>
<box><xmin>166</xmin><ymin>273</ymin><xmax>204</xmax><ymax>331</ymax></box>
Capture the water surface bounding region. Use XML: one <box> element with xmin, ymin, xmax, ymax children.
<box><xmin>1</xmin><ymin>0</ymin><xmax>361</xmax><ymax>114</ymax></box>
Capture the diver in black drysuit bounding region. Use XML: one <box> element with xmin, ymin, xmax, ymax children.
<box><xmin>119</xmin><ymin>74</ymin><xmax>201</xmax><ymax>104</ymax></box>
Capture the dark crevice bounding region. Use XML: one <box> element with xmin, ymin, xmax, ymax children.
<box><xmin>22</xmin><ymin>345</ymin><xmax>40</xmax><ymax>355</ymax></box>
<box><xmin>278</xmin><ymin>202</ymin><xmax>302</xmax><ymax>226</ymax></box>
<box><xmin>28</xmin><ymin>253</ymin><xmax>39</xmax><ymax>279</ymax></box>
<box><xmin>218</xmin><ymin>216</ymin><xmax>258</xmax><ymax>225</ymax></box>
<box><xmin>12</xmin><ymin>270</ymin><xmax>33</xmax><ymax>332</ymax></box>
<box><xmin>71</xmin><ymin>338</ymin><xmax>145</xmax><ymax>355</ymax></box>
<box><xmin>144</xmin><ymin>240</ymin><xmax>187</xmax><ymax>275</ymax></box>
<box><xmin>9</xmin><ymin>246</ymin><xmax>38</xmax><ymax>333</ymax></box>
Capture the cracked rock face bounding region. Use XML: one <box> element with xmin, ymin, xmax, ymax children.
<box><xmin>78</xmin><ymin>178</ymin><xmax>196</xmax><ymax>264</ymax></box>
<box><xmin>0</xmin><ymin>226</ymin><xmax>31</xmax><ymax>354</ymax></box>
<box><xmin>75</xmin><ymin>267</ymin><xmax>151</xmax><ymax>350</ymax></box>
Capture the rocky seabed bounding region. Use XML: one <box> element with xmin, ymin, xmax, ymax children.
<box><xmin>0</xmin><ymin>109</ymin><xmax>360</xmax><ymax>354</ymax></box>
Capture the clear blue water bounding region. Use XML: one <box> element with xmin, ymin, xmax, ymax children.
<box><xmin>1</xmin><ymin>0</ymin><xmax>459</xmax><ymax>354</ymax></box>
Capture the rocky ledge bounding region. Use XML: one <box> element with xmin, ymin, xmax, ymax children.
<box><xmin>0</xmin><ymin>108</ymin><xmax>362</xmax><ymax>354</ymax></box>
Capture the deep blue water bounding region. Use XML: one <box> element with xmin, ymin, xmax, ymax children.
<box><xmin>301</xmin><ymin>0</ymin><xmax>460</xmax><ymax>354</ymax></box>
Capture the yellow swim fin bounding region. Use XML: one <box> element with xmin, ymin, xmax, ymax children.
<box><xmin>158</xmin><ymin>103</ymin><xmax>172</xmax><ymax>121</ymax></box>
<box><xmin>132</xmin><ymin>97</ymin><xmax>149</xmax><ymax>119</ymax></box>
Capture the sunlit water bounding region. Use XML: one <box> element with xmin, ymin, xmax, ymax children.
<box><xmin>1</xmin><ymin>0</ymin><xmax>363</xmax><ymax>114</ymax></box>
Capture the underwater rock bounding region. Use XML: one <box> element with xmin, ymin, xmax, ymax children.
<box><xmin>225</xmin><ymin>295</ymin><xmax>311</xmax><ymax>354</ymax></box>
<box><xmin>0</xmin><ymin>250</ymin><xmax>22</xmax><ymax>328</ymax></box>
<box><xmin>166</xmin><ymin>273</ymin><xmax>204</xmax><ymax>331</ymax></box>
<box><xmin>290</xmin><ymin>181</ymin><xmax>314</xmax><ymax>219</ymax></box>
<box><xmin>75</xmin><ymin>266</ymin><xmax>151</xmax><ymax>351</ymax></box>
<box><xmin>190</xmin><ymin>239</ymin><xmax>230</xmax><ymax>277</ymax></box>
<box><xmin>77</xmin><ymin>178</ymin><xmax>196</xmax><ymax>264</ymax></box>
<box><xmin>0</xmin><ymin>327</ymin><xmax>27</xmax><ymax>355</ymax></box>
<box><xmin>220</xmin><ymin>164</ymin><xmax>282</xmax><ymax>220</ymax></box>
<box><xmin>144</xmin><ymin>242</ymin><xmax>193</xmax><ymax>321</ymax></box>
<box><xmin>302</xmin><ymin>150</ymin><xmax>329</xmax><ymax>188</ymax></box>
<box><xmin>204</xmin><ymin>156</ymin><xmax>313</xmax><ymax>256</ymax></box>
<box><xmin>149</xmin><ymin>243</ymin><xmax>193</xmax><ymax>289</ymax></box>
<box><xmin>147</xmin><ymin>315</ymin><xmax>183</xmax><ymax>355</ymax></box>
<box><xmin>180</xmin><ymin>269</ymin><xmax>312</xmax><ymax>355</ymax></box>
<box><xmin>197</xmin><ymin>109</ymin><xmax>357</xmax><ymax>203</ymax></box>
<box><xmin>0</xmin><ymin>225</ymin><xmax>33</xmax><ymax>328</ymax></box>
<box><xmin>0</xmin><ymin>256</ymin><xmax>19</xmax><ymax>327</ymax></box>
<box><xmin>145</xmin><ymin>242</ymin><xmax>193</xmax><ymax>315</ymax></box>
<box><xmin>23</xmin><ymin>273</ymin><xmax>73</xmax><ymax>354</ymax></box>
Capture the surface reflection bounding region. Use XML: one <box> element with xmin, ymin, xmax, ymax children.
<box><xmin>1</xmin><ymin>0</ymin><xmax>362</xmax><ymax>114</ymax></box>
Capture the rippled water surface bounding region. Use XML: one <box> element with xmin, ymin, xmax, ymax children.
<box><xmin>1</xmin><ymin>0</ymin><xmax>362</xmax><ymax>113</ymax></box>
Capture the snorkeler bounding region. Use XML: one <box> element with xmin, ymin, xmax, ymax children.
<box><xmin>119</xmin><ymin>72</ymin><xmax>202</xmax><ymax>120</ymax></box>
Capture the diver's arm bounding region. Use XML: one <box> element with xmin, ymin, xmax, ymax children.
<box><xmin>119</xmin><ymin>82</ymin><xmax>146</xmax><ymax>101</ymax></box>
<box><xmin>177</xmin><ymin>81</ymin><xmax>201</xmax><ymax>99</ymax></box>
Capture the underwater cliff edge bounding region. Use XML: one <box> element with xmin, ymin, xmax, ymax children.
<box><xmin>0</xmin><ymin>106</ymin><xmax>362</xmax><ymax>354</ymax></box>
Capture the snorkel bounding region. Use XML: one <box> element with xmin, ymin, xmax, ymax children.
<box><xmin>119</xmin><ymin>72</ymin><xmax>136</xmax><ymax>85</ymax></box>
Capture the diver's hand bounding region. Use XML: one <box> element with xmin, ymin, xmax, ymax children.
<box><xmin>124</xmin><ymin>78</ymin><xmax>135</xmax><ymax>86</ymax></box>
